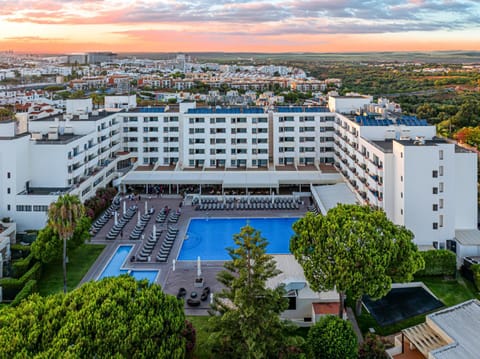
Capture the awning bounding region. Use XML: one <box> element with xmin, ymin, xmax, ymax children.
<box><xmin>311</xmin><ymin>183</ymin><xmax>358</xmax><ymax>215</ymax></box>
<box><xmin>402</xmin><ymin>322</ymin><xmax>448</xmax><ymax>357</ymax></box>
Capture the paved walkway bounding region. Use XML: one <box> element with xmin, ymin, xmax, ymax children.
<box><xmin>82</xmin><ymin>194</ymin><xmax>310</xmax><ymax>311</ymax></box>
<box><xmin>347</xmin><ymin>307</ymin><xmax>364</xmax><ymax>344</ymax></box>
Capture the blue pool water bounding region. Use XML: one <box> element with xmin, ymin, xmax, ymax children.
<box><xmin>98</xmin><ymin>245</ymin><xmax>159</xmax><ymax>283</ymax></box>
<box><xmin>178</xmin><ymin>217</ymin><xmax>299</xmax><ymax>260</ymax></box>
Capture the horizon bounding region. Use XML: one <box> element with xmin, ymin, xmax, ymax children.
<box><xmin>1</xmin><ymin>1</ymin><xmax>479</xmax><ymax>53</ymax></box>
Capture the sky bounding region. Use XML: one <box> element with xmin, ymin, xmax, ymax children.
<box><xmin>0</xmin><ymin>0</ymin><xmax>479</xmax><ymax>53</ymax></box>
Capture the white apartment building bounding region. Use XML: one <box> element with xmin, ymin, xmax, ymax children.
<box><xmin>333</xmin><ymin>113</ymin><xmax>477</xmax><ymax>248</ymax></box>
<box><xmin>0</xmin><ymin>95</ymin><xmax>477</xmax><ymax>252</ymax></box>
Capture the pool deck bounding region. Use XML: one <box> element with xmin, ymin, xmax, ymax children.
<box><xmin>82</xmin><ymin>194</ymin><xmax>309</xmax><ymax>313</ymax></box>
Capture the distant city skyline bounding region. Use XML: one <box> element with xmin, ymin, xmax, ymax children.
<box><xmin>0</xmin><ymin>0</ymin><xmax>479</xmax><ymax>53</ymax></box>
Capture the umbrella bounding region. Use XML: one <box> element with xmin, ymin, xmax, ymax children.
<box><xmin>197</xmin><ymin>256</ymin><xmax>202</xmax><ymax>277</ymax></box>
<box><xmin>114</xmin><ymin>211</ymin><xmax>118</xmax><ymax>226</ymax></box>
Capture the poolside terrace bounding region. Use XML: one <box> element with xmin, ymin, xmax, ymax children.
<box><xmin>84</xmin><ymin>193</ymin><xmax>310</xmax><ymax>313</ymax></box>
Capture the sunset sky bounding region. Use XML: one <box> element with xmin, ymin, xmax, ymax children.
<box><xmin>0</xmin><ymin>0</ymin><xmax>479</xmax><ymax>53</ymax></box>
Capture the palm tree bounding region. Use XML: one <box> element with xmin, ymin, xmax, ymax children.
<box><xmin>47</xmin><ymin>194</ymin><xmax>85</xmax><ymax>293</ymax></box>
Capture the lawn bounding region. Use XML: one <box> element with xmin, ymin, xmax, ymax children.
<box><xmin>187</xmin><ymin>315</ymin><xmax>310</xmax><ymax>359</ymax></box>
<box><xmin>356</xmin><ymin>275</ymin><xmax>480</xmax><ymax>336</ymax></box>
<box><xmin>37</xmin><ymin>244</ymin><xmax>105</xmax><ymax>296</ymax></box>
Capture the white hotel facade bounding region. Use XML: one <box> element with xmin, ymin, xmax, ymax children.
<box><xmin>0</xmin><ymin>95</ymin><xmax>477</xmax><ymax>252</ymax></box>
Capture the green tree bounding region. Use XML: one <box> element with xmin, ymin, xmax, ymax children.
<box><xmin>291</xmin><ymin>205</ymin><xmax>423</xmax><ymax>317</ymax></box>
<box><xmin>0</xmin><ymin>276</ymin><xmax>186</xmax><ymax>358</ymax></box>
<box><xmin>31</xmin><ymin>216</ymin><xmax>91</xmax><ymax>264</ymax></box>
<box><xmin>306</xmin><ymin>315</ymin><xmax>357</xmax><ymax>359</ymax></box>
<box><xmin>208</xmin><ymin>225</ymin><xmax>302</xmax><ymax>358</ymax></box>
<box><xmin>47</xmin><ymin>194</ymin><xmax>85</xmax><ymax>293</ymax></box>
<box><xmin>0</xmin><ymin>108</ymin><xmax>14</xmax><ymax>121</ymax></box>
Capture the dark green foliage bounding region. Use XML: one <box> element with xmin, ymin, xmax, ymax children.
<box><xmin>31</xmin><ymin>215</ymin><xmax>91</xmax><ymax>264</ymax></box>
<box><xmin>0</xmin><ymin>276</ymin><xmax>186</xmax><ymax>358</ymax></box>
<box><xmin>471</xmin><ymin>264</ymin><xmax>480</xmax><ymax>290</ymax></box>
<box><xmin>0</xmin><ymin>262</ymin><xmax>42</xmax><ymax>300</ymax></box>
<box><xmin>306</xmin><ymin>315</ymin><xmax>357</xmax><ymax>359</ymax></box>
<box><xmin>416</xmin><ymin>250</ymin><xmax>456</xmax><ymax>276</ymax></box>
<box><xmin>11</xmin><ymin>253</ymin><xmax>35</xmax><ymax>278</ymax></box>
<box><xmin>208</xmin><ymin>225</ymin><xmax>304</xmax><ymax>358</ymax></box>
<box><xmin>10</xmin><ymin>280</ymin><xmax>37</xmax><ymax>307</ymax></box>
<box><xmin>358</xmin><ymin>333</ymin><xmax>389</xmax><ymax>359</ymax></box>
<box><xmin>183</xmin><ymin>320</ymin><xmax>196</xmax><ymax>357</ymax></box>
<box><xmin>10</xmin><ymin>244</ymin><xmax>31</xmax><ymax>260</ymax></box>
<box><xmin>291</xmin><ymin>205</ymin><xmax>424</xmax><ymax>316</ymax></box>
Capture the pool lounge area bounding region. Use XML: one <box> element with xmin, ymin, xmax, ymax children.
<box><xmin>98</xmin><ymin>245</ymin><xmax>159</xmax><ymax>283</ymax></box>
<box><xmin>177</xmin><ymin>217</ymin><xmax>299</xmax><ymax>261</ymax></box>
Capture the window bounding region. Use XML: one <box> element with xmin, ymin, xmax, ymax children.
<box><xmin>439</xmin><ymin>150</ymin><xmax>444</xmax><ymax>160</ymax></box>
<box><xmin>439</xmin><ymin>166</ymin><xmax>444</xmax><ymax>176</ymax></box>
<box><xmin>439</xmin><ymin>182</ymin><xmax>444</xmax><ymax>193</ymax></box>
<box><xmin>439</xmin><ymin>215</ymin><xmax>444</xmax><ymax>227</ymax></box>
<box><xmin>400</xmin><ymin>192</ymin><xmax>403</xmax><ymax>198</ymax></box>
<box><xmin>433</xmin><ymin>222</ymin><xmax>438</xmax><ymax>230</ymax></box>
<box><xmin>287</xmin><ymin>296</ymin><xmax>297</xmax><ymax>310</ymax></box>
<box><xmin>7</xmin><ymin>172</ymin><xmax>11</xmax><ymax>178</ymax></box>
<box><xmin>7</xmin><ymin>188</ymin><xmax>10</xmax><ymax>194</ymax></box>
<box><xmin>439</xmin><ymin>199</ymin><xmax>444</xmax><ymax>209</ymax></box>
<box><xmin>433</xmin><ymin>187</ymin><xmax>438</xmax><ymax>194</ymax></box>
<box><xmin>433</xmin><ymin>204</ymin><xmax>438</xmax><ymax>211</ymax></box>
<box><xmin>400</xmin><ymin>209</ymin><xmax>403</xmax><ymax>215</ymax></box>
<box><xmin>400</xmin><ymin>176</ymin><xmax>403</xmax><ymax>182</ymax></box>
<box><xmin>432</xmin><ymin>170</ymin><xmax>438</xmax><ymax>178</ymax></box>
<box><xmin>400</xmin><ymin>152</ymin><xmax>403</xmax><ymax>158</ymax></box>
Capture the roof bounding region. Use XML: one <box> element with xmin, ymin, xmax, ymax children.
<box><xmin>371</xmin><ymin>140</ymin><xmax>394</xmax><ymax>153</ymax></box>
<box><xmin>311</xmin><ymin>183</ymin><xmax>358</xmax><ymax>215</ymax></box>
<box><xmin>429</xmin><ymin>300</ymin><xmax>480</xmax><ymax>359</ymax></box>
<box><xmin>455</xmin><ymin>229</ymin><xmax>480</xmax><ymax>246</ymax></box>
<box><xmin>402</xmin><ymin>322</ymin><xmax>449</xmax><ymax>357</ymax></box>
<box><xmin>312</xmin><ymin>302</ymin><xmax>340</xmax><ymax>315</ymax></box>
<box><xmin>120</xmin><ymin>170</ymin><xmax>341</xmax><ymax>188</ymax></box>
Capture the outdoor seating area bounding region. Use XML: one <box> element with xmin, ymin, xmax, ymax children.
<box><xmin>156</xmin><ymin>226</ymin><xmax>180</xmax><ymax>262</ymax></box>
<box><xmin>176</xmin><ymin>286</ymin><xmax>211</xmax><ymax>307</ymax></box>
<box><xmin>89</xmin><ymin>197</ymin><xmax>120</xmax><ymax>235</ymax></box>
<box><xmin>106</xmin><ymin>205</ymin><xmax>137</xmax><ymax>240</ymax></box>
<box><xmin>194</xmin><ymin>197</ymin><xmax>301</xmax><ymax>211</ymax></box>
<box><xmin>135</xmin><ymin>226</ymin><xmax>162</xmax><ymax>262</ymax></box>
<box><xmin>129</xmin><ymin>207</ymin><xmax>155</xmax><ymax>240</ymax></box>
<box><xmin>155</xmin><ymin>206</ymin><xmax>181</xmax><ymax>225</ymax></box>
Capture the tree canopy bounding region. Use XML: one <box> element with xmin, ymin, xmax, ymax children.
<box><xmin>306</xmin><ymin>315</ymin><xmax>358</xmax><ymax>359</ymax></box>
<box><xmin>291</xmin><ymin>205</ymin><xmax>424</xmax><ymax>316</ymax></box>
<box><xmin>208</xmin><ymin>225</ymin><xmax>303</xmax><ymax>358</ymax></box>
<box><xmin>31</xmin><ymin>215</ymin><xmax>91</xmax><ymax>264</ymax></box>
<box><xmin>0</xmin><ymin>276</ymin><xmax>186</xmax><ymax>358</ymax></box>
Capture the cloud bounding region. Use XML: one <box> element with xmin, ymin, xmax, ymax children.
<box><xmin>0</xmin><ymin>0</ymin><xmax>479</xmax><ymax>35</ymax></box>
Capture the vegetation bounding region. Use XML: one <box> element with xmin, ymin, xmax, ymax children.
<box><xmin>0</xmin><ymin>107</ymin><xmax>15</xmax><ymax>121</ymax></box>
<box><xmin>291</xmin><ymin>205</ymin><xmax>424</xmax><ymax>316</ymax></box>
<box><xmin>358</xmin><ymin>334</ymin><xmax>390</xmax><ymax>359</ymax></box>
<box><xmin>415</xmin><ymin>250</ymin><xmax>456</xmax><ymax>277</ymax></box>
<box><xmin>37</xmin><ymin>243</ymin><xmax>105</xmax><ymax>296</ymax></box>
<box><xmin>472</xmin><ymin>264</ymin><xmax>480</xmax><ymax>290</ymax></box>
<box><xmin>207</xmin><ymin>225</ymin><xmax>304</xmax><ymax>358</ymax></box>
<box><xmin>0</xmin><ymin>276</ymin><xmax>187</xmax><ymax>358</ymax></box>
<box><xmin>306</xmin><ymin>315</ymin><xmax>357</xmax><ymax>359</ymax></box>
<box><xmin>83</xmin><ymin>187</ymin><xmax>117</xmax><ymax>219</ymax></box>
<box><xmin>46</xmin><ymin>194</ymin><xmax>85</xmax><ymax>293</ymax></box>
<box><xmin>31</xmin><ymin>216</ymin><xmax>91</xmax><ymax>264</ymax></box>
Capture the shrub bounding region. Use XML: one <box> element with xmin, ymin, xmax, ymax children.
<box><xmin>84</xmin><ymin>186</ymin><xmax>117</xmax><ymax>219</ymax></box>
<box><xmin>416</xmin><ymin>250</ymin><xmax>456</xmax><ymax>276</ymax></box>
<box><xmin>306</xmin><ymin>315</ymin><xmax>357</xmax><ymax>359</ymax></box>
<box><xmin>183</xmin><ymin>320</ymin><xmax>196</xmax><ymax>357</ymax></box>
<box><xmin>471</xmin><ymin>264</ymin><xmax>480</xmax><ymax>290</ymax></box>
<box><xmin>21</xmin><ymin>262</ymin><xmax>42</xmax><ymax>284</ymax></box>
<box><xmin>10</xmin><ymin>280</ymin><xmax>37</xmax><ymax>307</ymax></box>
<box><xmin>11</xmin><ymin>253</ymin><xmax>35</xmax><ymax>278</ymax></box>
<box><xmin>10</xmin><ymin>244</ymin><xmax>31</xmax><ymax>260</ymax></box>
<box><xmin>358</xmin><ymin>333</ymin><xmax>390</xmax><ymax>359</ymax></box>
<box><xmin>0</xmin><ymin>262</ymin><xmax>42</xmax><ymax>302</ymax></box>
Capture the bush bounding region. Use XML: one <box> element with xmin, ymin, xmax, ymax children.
<box><xmin>183</xmin><ymin>320</ymin><xmax>196</xmax><ymax>357</ymax></box>
<box><xmin>416</xmin><ymin>250</ymin><xmax>456</xmax><ymax>276</ymax></box>
<box><xmin>21</xmin><ymin>262</ymin><xmax>42</xmax><ymax>284</ymax></box>
<box><xmin>84</xmin><ymin>187</ymin><xmax>117</xmax><ymax>219</ymax></box>
<box><xmin>471</xmin><ymin>264</ymin><xmax>480</xmax><ymax>290</ymax></box>
<box><xmin>10</xmin><ymin>280</ymin><xmax>37</xmax><ymax>307</ymax></box>
<box><xmin>306</xmin><ymin>315</ymin><xmax>357</xmax><ymax>359</ymax></box>
<box><xmin>11</xmin><ymin>253</ymin><xmax>35</xmax><ymax>278</ymax></box>
<box><xmin>0</xmin><ymin>262</ymin><xmax>42</xmax><ymax>301</ymax></box>
<box><xmin>10</xmin><ymin>244</ymin><xmax>31</xmax><ymax>260</ymax></box>
<box><xmin>358</xmin><ymin>333</ymin><xmax>389</xmax><ymax>359</ymax></box>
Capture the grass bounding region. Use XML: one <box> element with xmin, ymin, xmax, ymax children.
<box><xmin>37</xmin><ymin>244</ymin><xmax>105</xmax><ymax>296</ymax></box>
<box><xmin>187</xmin><ymin>315</ymin><xmax>310</xmax><ymax>359</ymax></box>
<box><xmin>356</xmin><ymin>275</ymin><xmax>480</xmax><ymax>336</ymax></box>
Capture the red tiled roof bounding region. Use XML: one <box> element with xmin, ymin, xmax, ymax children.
<box><xmin>312</xmin><ymin>302</ymin><xmax>339</xmax><ymax>315</ymax></box>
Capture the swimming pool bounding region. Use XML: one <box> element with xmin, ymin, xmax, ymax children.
<box><xmin>178</xmin><ymin>217</ymin><xmax>299</xmax><ymax>260</ymax></box>
<box><xmin>98</xmin><ymin>245</ymin><xmax>159</xmax><ymax>283</ymax></box>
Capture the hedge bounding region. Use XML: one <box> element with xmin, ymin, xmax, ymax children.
<box><xmin>10</xmin><ymin>244</ymin><xmax>31</xmax><ymax>260</ymax></box>
<box><xmin>12</xmin><ymin>252</ymin><xmax>35</xmax><ymax>278</ymax></box>
<box><xmin>0</xmin><ymin>262</ymin><xmax>42</xmax><ymax>301</ymax></box>
<box><xmin>415</xmin><ymin>250</ymin><xmax>456</xmax><ymax>276</ymax></box>
<box><xmin>10</xmin><ymin>280</ymin><xmax>37</xmax><ymax>307</ymax></box>
<box><xmin>472</xmin><ymin>264</ymin><xmax>480</xmax><ymax>290</ymax></box>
